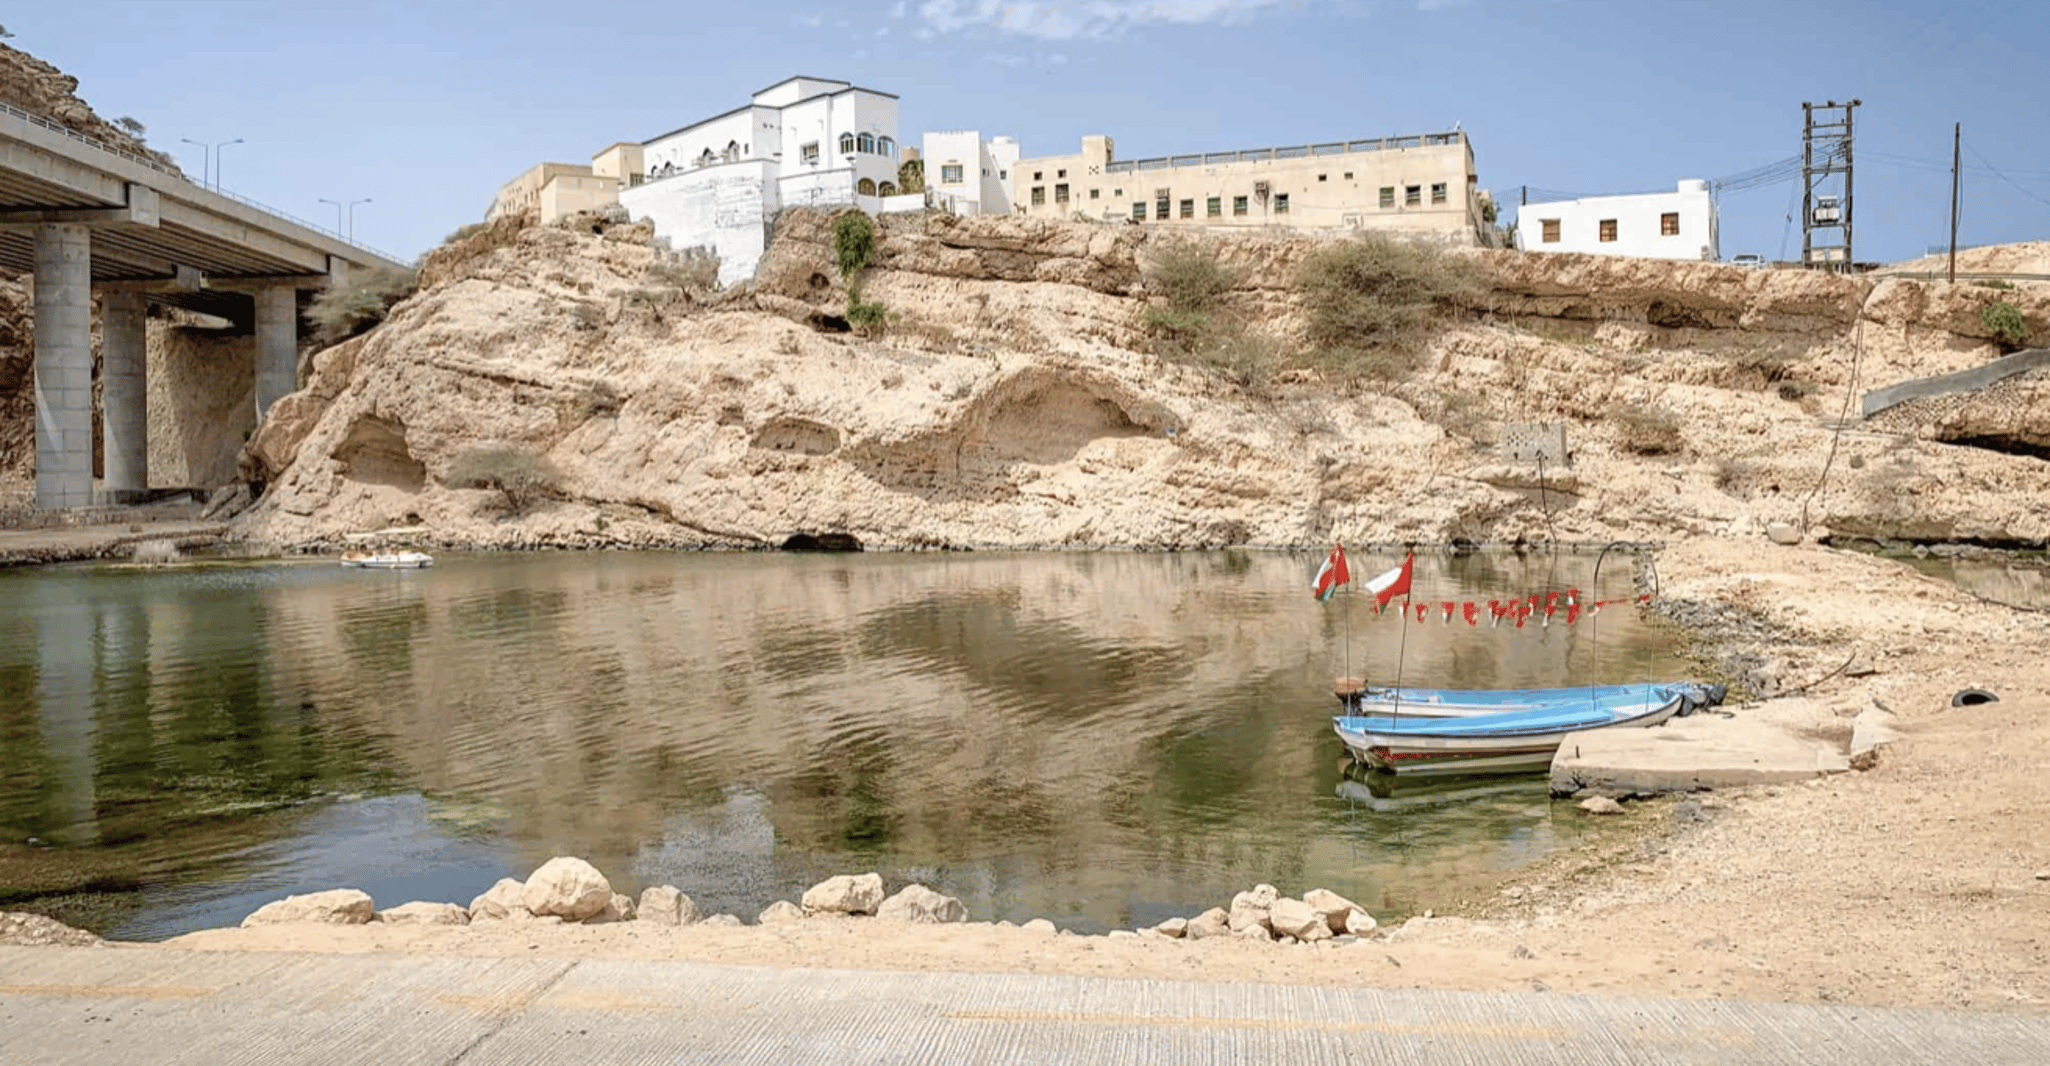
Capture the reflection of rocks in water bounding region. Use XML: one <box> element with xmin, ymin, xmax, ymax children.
<box><xmin>1931</xmin><ymin>560</ymin><xmax>2050</xmax><ymax>609</ymax></box>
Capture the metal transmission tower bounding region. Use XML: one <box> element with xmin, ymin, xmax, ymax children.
<box><xmin>1800</xmin><ymin>99</ymin><xmax>1860</xmax><ymax>270</ymax></box>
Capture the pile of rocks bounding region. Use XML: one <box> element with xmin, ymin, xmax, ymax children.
<box><xmin>1117</xmin><ymin>884</ymin><xmax>1380</xmax><ymax>945</ymax></box>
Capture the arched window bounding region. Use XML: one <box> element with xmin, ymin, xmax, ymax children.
<box><xmin>878</xmin><ymin>137</ymin><xmax>895</xmax><ymax>158</ymax></box>
<box><xmin>878</xmin><ymin>181</ymin><xmax>898</xmax><ymax>196</ymax></box>
<box><xmin>857</xmin><ymin>178</ymin><xmax>877</xmax><ymax>195</ymax></box>
<box><xmin>857</xmin><ymin>133</ymin><xmax>876</xmax><ymax>154</ymax></box>
<box><xmin>839</xmin><ymin>133</ymin><xmax>856</xmax><ymax>155</ymax></box>
<box><xmin>722</xmin><ymin>140</ymin><xmax>739</xmax><ymax>163</ymax></box>
<box><xmin>695</xmin><ymin>148</ymin><xmax>715</xmax><ymax>167</ymax></box>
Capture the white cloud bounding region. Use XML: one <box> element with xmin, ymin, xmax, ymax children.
<box><xmin>798</xmin><ymin>12</ymin><xmax>824</xmax><ymax>26</ymax></box>
<box><xmin>917</xmin><ymin>0</ymin><xmax>1291</xmax><ymax>41</ymax></box>
<box><xmin>876</xmin><ymin>26</ymin><xmax>891</xmax><ymax>36</ymax></box>
<box><xmin>914</xmin><ymin>25</ymin><xmax>937</xmax><ymax>39</ymax></box>
<box><xmin>890</xmin><ymin>0</ymin><xmax>909</xmax><ymax>15</ymax></box>
<box><xmin>1048</xmin><ymin>52</ymin><xmax>1068</xmax><ymax>65</ymax></box>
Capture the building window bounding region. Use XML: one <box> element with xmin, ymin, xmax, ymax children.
<box><xmin>941</xmin><ymin>163</ymin><xmax>964</xmax><ymax>184</ymax></box>
<box><xmin>1379</xmin><ymin>187</ymin><xmax>1394</xmax><ymax>208</ymax></box>
<box><xmin>1431</xmin><ymin>182</ymin><xmax>1447</xmax><ymax>204</ymax></box>
<box><xmin>1661</xmin><ymin>212</ymin><xmax>1680</xmax><ymax>236</ymax></box>
<box><xmin>1058</xmin><ymin>169</ymin><xmax>1066</xmax><ymax>178</ymax></box>
<box><xmin>1405</xmin><ymin>185</ymin><xmax>1421</xmax><ymax>206</ymax></box>
<box><xmin>1179</xmin><ymin>198</ymin><xmax>1194</xmax><ymax>219</ymax></box>
<box><xmin>1207</xmin><ymin>196</ymin><xmax>1221</xmax><ymax>217</ymax></box>
<box><xmin>1275</xmin><ymin>193</ymin><xmax>1290</xmax><ymax>214</ymax></box>
<box><xmin>857</xmin><ymin>133</ymin><xmax>875</xmax><ymax>154</ymax></box>
<box><xmin>1541</xmin><ymin>219</ymin><xmax>1561</xmax><ymax>243</ymax></box>
<box><xmin>1055</xmin><ymin>183</ymin><xmax>1070</xmax><ymax>203</ymax></box>
<box><xmin>1233</xmin><ymin>195</ymin><xmax>1248</xmax><ymax>216</ymax></box>
<box><xmin>1318</xmin><ymin>174</ymin><xmax>1328</xmax><ymax>182</ymax></box>
<box><xmin>1344</xmin><ymin>171</ymin><xmax>1353</xmax><ymax>180</ymax></box>
<box><xmin>857</xmin><ymin>178</ymin><xmax>877</xmax><ymax>195</ymax></box>
<box><xmin>1155</xmin><ymin>192</ymin><xmax>1170</xmax><ymax>219</ymax></box>
<box><xmin>1031</xmin><ymin>186</ymin><xmax>1045</xmax><ymax>206</ymax></box>
<box><xmin>1132</xmin><ymin>202</ymin><xmax>1146</xmax><ymax>221</ymax></box>
<box><xmin>1599</xmin><ymin>219</ymin><xmax>1618</xmax><ymax>242</ymax></box>
<box><xmin>1089</xmin><ymin>188</ymin><xmax>1100</xmax><ymax>200</ymax></box>
<box><xmin>1033</xmin><ymin>171</ymin><xmax>1042</xmax><ymax>180</ymax></box>
<box><xmin>878</xmin><ymin>136</ymin><xmax>895</xmax><ymax>157</ymax></box>
<box><xmin>1112</xmin><ymin>188</ymin><xmax>1121</xmax><ymax>197</ymax></box>
<box><xmin>839</xmin><ymin>133</ymin><xmax>856</xmax><ymax>155</ymax></box>
<box><xmin>879</xmin><ymin>181</ymin><xmax>898</xmax><ymax>196</ymax></box>
<box><xmin>800</xmin><ymin>142</ymin><xmax>820</xmax><ymax>165</ymax></box>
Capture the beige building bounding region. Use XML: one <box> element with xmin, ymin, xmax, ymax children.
<box><xmin>488</xmin><ymin>145</ymin><xmax>649</xmax><ymax>225</ymax></box>
<box><xmin>1011</xmin><ymin>130</ymin><xmax>1487</xmax><ymax>244</ymax></box>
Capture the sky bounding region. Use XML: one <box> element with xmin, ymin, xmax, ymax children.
<box><xmin>11</xmin><ymin>0</ymin><xmax>2050</xmax><ymax>264</ymax></box>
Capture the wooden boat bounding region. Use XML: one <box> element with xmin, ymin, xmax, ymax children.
<box><xmin>1333</xmin><ymin>688</ymin><xmax>1688</xmax><ymax>777</ymax></box>
<box><xmin>340</xmin><ymin>549</ymin><xmax>435</xmax><ymax>570</ymax></box>
<box><xmin>1332</xmin><ymin>679</ymin><xmax>1720</xmax><ymax>718</ymax></box>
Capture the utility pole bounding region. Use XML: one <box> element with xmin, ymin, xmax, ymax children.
<box><xmin>1949</xmin><ymin>122</ymin><xmax>1961</xmax><ymax>284</ymax></box>
<box><xmin>1800</xmin><ymin>99</ymin><xmax>1860</xmax><ymax>272</ymax></box>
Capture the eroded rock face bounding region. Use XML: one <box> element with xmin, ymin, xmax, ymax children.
<box><xmin>379</xmin><ymin>902</ymin><xmax>469</xmax><ymax>926</ymax></box>
<box><xmin>876</xmin><ymin>884</ymin><xmax>968</xmax><ymax>924</ymax></box>
<box><xmin>468</xmin><ymin>878</ymin><xmax>528</xmax><ymax>921</ymax></box>
<box><xmin>520</xmin><ymin>857</ymin><xmax>613</xmax><ymax>922</ymax></box>
<box><xmin>241</xmin><ymin>889</ymin><xmax>376</xmax><ymax>927</ymax></box>
<box><xmin>801</xmin><ymin>873</ymin><xmax>885</xmax><ymax>916</ymax></box>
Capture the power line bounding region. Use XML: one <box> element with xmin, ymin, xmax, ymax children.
<box><xmin>1963</xmin><ymin>139</ymin><xmax>2050</xmax><ymax>212</ymax></box>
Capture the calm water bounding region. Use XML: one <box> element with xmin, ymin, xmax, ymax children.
<box><xmin>0</xmin><ymin>550</ymin><xmax>1678</xmax><ymax>938</ymax></box>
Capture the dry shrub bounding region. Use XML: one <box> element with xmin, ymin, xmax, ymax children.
<box><xmin>1613</xmin><ymin>403</ymin><xmax>1684</xmax><ymax>455</ymax></box>
<box><xmin>1434</xmin><ymin>389</ymin><xmax>1491</xmax><ymax>442</ymax></box>
<box><xmin>646</xmin><ymin>247</ymin><xmax>720</xmax><ymax>292</ymax></box>
<box><xmin>444</xmin><ymin>443</ymin><xmax>561</xmax><ymax>513</ymax></box>
<box><xmin>1296</xmin><ymin>233</ymin><xmax>1478</xmax><ymax>383</ymax></box>
<box><xmin>1145</xmin><ymin>240</ymin><xmax>1236</xmax><ymax>313</ymax></box>
<box><xmin>306</xmin><ymin>267</ymin><xmax>418</xmax><ymax>345</ymax></box>
<box><xmin>1139</xmin><ymin>240</ymin><xmax>1274</xmax><ymax>388</ymax></box>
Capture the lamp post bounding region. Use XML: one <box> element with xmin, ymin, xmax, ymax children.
<box><xmin>318</xmin><ymin>198</ymin><xmax>344</xmax><ymax>235</ymax></box>
<box><xmin>211</xmin><ymin>138</ymin><xmax>243</xmax><ymax>189</ymax></box>
<box><xmin>345</xmin><ymin>198</ymin><xmax>371</xmax><ymax>242</ymax></box>
<box><xmin>180</xmin><ymin>138</ymin><xmax>209</xmax><ymax>187</ymax></box>
<box><xmin>319</xmin><ymin>197</ymin><xmax>372</xmax><ymax>241</ymax></box>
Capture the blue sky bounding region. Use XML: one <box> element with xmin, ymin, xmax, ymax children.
<box><xmin>12</xmin><ymin>0</ymin><xmax>2050</xmax><ymax>264</ymax></box>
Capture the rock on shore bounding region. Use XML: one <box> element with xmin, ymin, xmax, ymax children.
<box><xmin>802</xmin><ymin>873</ymin><xmax>886</xmax><ymax>916</ymax></box>
<box><xmin>877</xmin><ymin>884</ymin><xmax>968</xmax><ymax>924</ymax></box>
<box><xmin>521</xmin><ymin>857</ymin><xmax>613</xmax><ymax>921</ymax></box>
<box><xmin>241</xmin><ymin>889</ymin><xmax>376</xmax><ymax>927</ymax></box>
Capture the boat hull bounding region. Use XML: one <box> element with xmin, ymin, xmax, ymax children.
<box><xmin>341</xmin><ymin>553</ymin><xmax>434</xmax><ymax>570</ymax></box>
<box><xmin>1339</xmin><ymin>681</ymin><xmax>1712</xmax><ymax>718</ymax></box>
<box><xmin>1335</xmin><ymin>693</ymin><xmax>1686</xmax><ymax>777</ymax></box>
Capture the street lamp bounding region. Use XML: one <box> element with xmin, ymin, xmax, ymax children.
<box><xmin>345</xmin><ymin>198</ymin><xmax>371</xmax><ymax>242</ymax></box>
<box><xmin>180</xmin><ymin>138</ymin><xmax>209</xmax><ymax>186</ymax></box>
<box><xmin>318</xmin><ymin>197</ymin><xmax>372</xmax><ymax>241</ymax></box>
<box><xmin>212</xmin><ymin>138</ymin><xmax>243</xmax><ymax>189</ymax></box>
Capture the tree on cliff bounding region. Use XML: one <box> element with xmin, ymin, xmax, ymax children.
<box><xmin>445</xmin><ymin>444</ymin><xmax>561</xmax><ymax>514</ymax></box>
<box><xmin>897</xmin><ymin>158</ymin><xmax>924</xmax><ymax>195</ymax></box>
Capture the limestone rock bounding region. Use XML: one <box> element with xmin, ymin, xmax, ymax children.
<box><xmin>0</xmin><ymin>912</ymin><xmax>102</xmax><ymax>947</ymax></box>
<box><xmin>801</xmin><ymin>873</ymin><xmax>885</xmax><ymax>916</ymax></box>
<box><xmin>876</xmin><ymin>884</ymin><xmax>968</xmax><ymax>924</ymax></box>
<box><xmin>1345</xmin><ymin>910</ymin><xmax>1379</xmax><ymax>937</ymax></box>
<box><xmin>521</xmin><ymin>857</ymin><xmax>613</xmax><ymax>922</ymax></box>
<box><xmin>1227</xmin><ymin>884</ymin><xmax>1278</xmax><ymax>933</ymax></box>
<box><xmin>1268</xmin><ymin>898</ymin><xmax>1332</xmax><ymax>942</ymax></box>
<box><xmin>1765</xmin><ymin>522</ymin><xmax>1802</xmax><ymax>545</ymax></box>
<box><xmin>241</xmin><ymin>889</ymin><xmax>376</xmax><ymax>927</ymax></box>
<box><xmin>757</xmin><ymin>901</ymin><xmax>805</xmax><ymax>925</ymax></box>
<box><xmin>1579</xmin><ymin>795</ymin><xmax>1625</xmax><ymax>815</ymax></box>
<box><xmin>1108</xmin><ymin>929</ymin><xmax>1138</xmax><ymax>939</ymax></box>
<box><xmin>1233</xmin><ymin>922</ymin><xmax>1274</xmax><ymax>942</ymax></box>
<box><xmin>586</xmin><ymin>893</ymin><xmax>636</xmax><ymax>924</ymax></box>
<box><xmin>1154</xmin><ymin>917</ymin><xmax>1188</xmax><ymax>939</ymax></box>
<box><xmin>379</xmin><ymin>901</ymin><xmax>469</xmax><ymax>926</ymax></box>
<box><xmin>701</xmin><ymin>914</ymin><xmax>743</xmax><ymax>928</ymax></box>
<box><xmin>1022</xmin><ymin>918</ymin><xmax>1057</xmax><ymax>936</ymax></box>
<box><xmin>1184</xmin><ymin>907</ymin><xmax>1230</xmax><ymax>940</ymax></box>
<box><xmin>637</xmin><ymin>885</ymin><xmax>700</xmax><ymax>926</ymax></box>
<box><xmin>1303</xmin><ymin>888</ymin><xmax>1364</xmax><ymax>933</ymax></box>
<box><xmin>468</xmin><ymin>877</ymin><xmax>528</xmax><ymax>921</ymax></box>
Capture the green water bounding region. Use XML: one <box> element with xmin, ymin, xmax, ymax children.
<box><xmin>0</xmin><ymin>550</ymin><xmax>1679</xmax><ymax>938</ymax></box>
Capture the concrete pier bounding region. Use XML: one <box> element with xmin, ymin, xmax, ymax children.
<box><xmin>32</xmin><ymin>223</ymin><xmax>93</xmax><ymax>508</ymax></box>
<box><xmin>100</xmin><ymin>288</ymin><xmax>149</xmax><ymax>502</ymax></box>
<box><xmin>253</xmin><ymin>286</ymin><xmax>298</xmax><ymax>419</ymax></box>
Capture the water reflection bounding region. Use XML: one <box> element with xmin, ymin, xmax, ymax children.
<box><xmin>1900</xmin><ymin>556</ymin><xmax>2050</xmax><ymax>610</ymax></box>
<box><xmin>0</xmin><ymin>550</ymin><xmax>1677</xmax><ymax>937</ymax></box>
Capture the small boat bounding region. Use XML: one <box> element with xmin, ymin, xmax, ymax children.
<box><xmin>1332</xmin><ymin>679</ymin><xmax>1722</xmax><ymax>718</ymax></box>
<box><xmin>1334</xmin><ymin>688</ymin><xmax>1689</xmax><ymax>778</ymax></box>
<box><xmin>340</xmin><ymin>549</ymin><xmax>435</xmax><ymax>570</ymax></box>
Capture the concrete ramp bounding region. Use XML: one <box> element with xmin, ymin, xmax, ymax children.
<box><xmin>1862</xmin><ymin>346</ymin><xmax>2050</xmax><ymax>418</ymax></box>
<box><xmin>1550</xmin><ymin>713</ymin><xmax>1849</xmax><ymax>796</ymax></box>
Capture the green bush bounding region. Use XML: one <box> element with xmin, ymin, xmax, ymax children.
<box><xmin>1146</xmin><ymin>241</ymin><xmax>1236</xmax><ymax>314</ymax></box>
<box><xmin>1613</xmin><ymin>403</ymin><xmax>1685</xmax><ymax>456</ymax></box>
<box><xmin>1981</xmin><ymin>301</ymin><xmax>2029</xmax><ymax>349</ymax></box>
<box><xmin>897</xmin><ymin>159</ymin><xmax>925</xmax><ymax>195</ymax></box>
<box><xmin>1976</xmin><ymin>278</ymin><xmax>2015</xmax><ymax>291</ymax></box>
<box><xmin>444</xmin><ymin>443</ymin><xmax>561</xmax><ymax>513</ymax></box>
<box><xmin>305</xmin><ymin>267</ymin><xmax>418</xmax><ymax>345</ymax></box>
<box><xmin>1296</xmin><ymin>233</ymin><xmax>1477</xmax><ymax>383</ymax></box>
<box><xmin>833</xmin><ymin>212</ymin><xmax>876</xmax><ymax>277</ymax></box>
<box><xmin>846</xmin><ymin>286</ymin><xmax>888</xmax><ymax>331</ymax></box>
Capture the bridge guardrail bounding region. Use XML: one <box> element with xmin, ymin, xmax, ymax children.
<box><xmin>0</xmin><ymin>100</ymin><xmax>405</xmax><ymax>266</ymax></box>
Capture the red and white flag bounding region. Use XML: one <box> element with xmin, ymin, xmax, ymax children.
<box><xmin>1311</xmin><ymin>543</ymin><xmax>1351</xmax><ymax>603</ymax></box>
<box><xmin>1363</xmin><ymin>552</ymin><xmax>1414</xmax><ymax>608</ymax></box>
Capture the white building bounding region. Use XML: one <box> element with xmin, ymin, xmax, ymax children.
<box><xmin>618</xmin><ymin>76</ymin><xmax>920</xmax><ymax>287</ymax></box>
<box><xmin>1516</xmin><ymin>180</ymin><xmax>1719</xmax><ymax>262</ymax></box>
<box><xmin>920</xmin><ymin>131</ymin><xmax>1018</xmax><ymax>215</ymax></box>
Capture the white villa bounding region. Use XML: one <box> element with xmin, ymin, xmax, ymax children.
<box><xmin>619</xmin><ymin>76</ymin><xmax>921</xmax><ymax>286</ymax></box>
<box><xmin>1516</xmin><ymin>180</ymin><xmax>1719</xmax><ymax>261</ymax></box>
<box><xmin>920</xmin><ymin>131</ymin><xmax>1019</xmax><ymax>216</ymax></box>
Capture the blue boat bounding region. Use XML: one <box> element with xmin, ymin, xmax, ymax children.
<box><xmin>1333</xmin><ymin>687</ymin><xmax>1690</xmax><ymax>777</ymax></box>
<box><xmin>1333</xmin><ymin>680</ymin><xmax>1722</xmax><ymax>718</ymax></box>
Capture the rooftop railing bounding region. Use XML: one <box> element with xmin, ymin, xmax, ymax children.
<box><xmin>1102</xmin><ymin>131</ymin><xmax>1466</xmax><ymax>175</ymax></box>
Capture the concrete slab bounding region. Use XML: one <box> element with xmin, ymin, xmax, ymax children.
<box><xmin>1550</xmin><ymin>713</ymin><xmax>1849</xmax><ymax>796</ymax></box>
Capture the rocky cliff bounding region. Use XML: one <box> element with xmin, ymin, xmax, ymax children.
<box><xmin>0</xmin><ymin>42</ymin><xmax>179</xmax><ymax>166</ymax></box>
<box><xmin>225</xmin><ymin>209</ymin><xmax>2050</xmax><ymax>551</ymax></box>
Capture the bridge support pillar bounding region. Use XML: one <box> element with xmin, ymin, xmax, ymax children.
<box><xmin>253</xmin><ymin>286</ymin><xmax>298</xmax><ymax>420</ymax></box>
<box><xmin>100</xmin><ymin>289</ymin><xmax>149</xmax><ymax>503</ymax></box>
<box><xmin>33</xmin><ymin>222</ymin><xmax>93</xmax><ymax>509</ymax></box>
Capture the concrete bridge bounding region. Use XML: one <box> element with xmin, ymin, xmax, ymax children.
<box><xmin>1</xmin><ymin>101</ymin><xmax>409</xmax><ymax>508</ymax></box>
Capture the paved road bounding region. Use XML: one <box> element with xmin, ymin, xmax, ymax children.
<box><xmin>3</xmin><ymin>946</ymin><xmax>2048</xmax><ymax>1065</ymax></box>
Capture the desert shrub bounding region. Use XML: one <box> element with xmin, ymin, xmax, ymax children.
<box><xmin>646</xmin><ymin>247</ymin><xmax>719</xmax><ymax>291</ymax></box>
<box><xmin>1146</xmin><ymin>240</ymin><xmax>1236</xmax><ymax>315</ymax></box>
<box><xmin>1434</xmin><ymin>389</ymin><xmax>1490</xmax><ymax>442</ymax></box>
<box><xmin>443</xmin><ymin>222</ymin><xmax>490</xmax><ymax>245</ymax></box>
<box><xmin>1981</xmin><ymin>301</ymin><xmax>2029</xmax><ymax>350</ymax></box>
<box><xmin>306</xmin><ymin>267</ymin><xmax>418</xmax><ymax>345</ymax></box>
<box><xmin>897</xmin><ymin>158</ymin><xmax>925</xmax><ymax>195</ymax></box>
<box><xmin>1613</xmin><ymin>403</ymin><xmax>1684</xmax><ymax>456</ymax></box>
<box><xmin>846</xmin><ymin>286</ymin><xmax>888</xmax><ymax>331</ymax></box>
<box><xmin>833</xmin><ymin>212</ymin><xmax>876</xmax><ymax>277</ymax></box>
<box><xmin>444</xmin><ymin>443</ymin><xmax>561</xmax><ymax>513</ymax></box>
<box><xmin>1976</xmin><ymin>279</ymin><xmax>2015</xmax><ymax>290</ymax></box>
<box><xmin>1296</xmin><ymin>233</ymin><xmax>1478</xmax><ymax>383</ymax></box>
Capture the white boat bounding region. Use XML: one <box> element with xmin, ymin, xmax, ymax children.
<box><xmin>340</xmin><ymin>549</ymin><xmax>435</xmax><ymax>570</ymax></box>
<box><xmin>1334</xmin><ymin>688</ymin><xmax>1688</xmax><ymax>777</ymax></box>
<box><xmin>1334</xmin><ymin>680</ymin><xmax>1721</xmax><ymax>719</ymax></box>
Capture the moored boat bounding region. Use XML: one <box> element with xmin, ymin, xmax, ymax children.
<box><xmin>340</xmin><ymin>549</ymin><xmax>435</xmax><ymax>570</ymax></box>
<box><xmin>1333</xmin><ymin>688</ymin><xmax>1688</xmax><ymax>777</ymax></box>
<box><xmin>1332</xmin><ymin>679</ymin><xmax>1722</xmax><ymax>718</ymax></box>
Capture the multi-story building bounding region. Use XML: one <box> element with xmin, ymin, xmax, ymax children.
<box><xmin>1514</xmin><ymin>181</ymin><xmax>1719</xmax><ymax>261</ymax></box>
<box><xmin>618</xmin><ymin>76</ymin><xmax>916</xmax><ymax>286</ymax></box>
<box><xmin>1009</xmin><ymin>130</ymin><xmax>1488</xmax><ymax>244</ymax></box>
<box><xmin>920</xmin><ymin>131</ymin><xmax>1018</xmax><ymax>215</ymax></box>
<box><xmin>488</xmin><ymin>162</ymin><xmax>607</xmax><ymax>224</ymax></box>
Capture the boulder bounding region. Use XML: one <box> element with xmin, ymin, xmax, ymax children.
<box><xmin>637</xmin><ymin>885</ymin><xmax>701</xmax><ymax>926</ymax></box>
<box><xmin>1579</xmin><ymin>796</ymin><xmax>1625</xmax><ymax>815</ymax></box>
<box><xmin>0</xmin><ymin>912</ymin><xmax>102</xmax><ymax>947</ymax></box>
<box><xmin>586</xmin><ymin>893</ymin><xmax>636</xmax><ymax>924</ymax></box>
<box><xmin>1227</xmin><ymin>884</ymin><xmax>1278</xmax><ymax>933</ymax></box>
<box><xmin>521</xmin><ymin>857</ymin><xmax>613</xmax><ymax>922</ymax></box>
<box><xmin>1233</xmin><ymin>922</ymin><xmax>1274</xmax><ymax>942</ymax></box>
<box><xmin>1345</xmin><ymin>910</ymin><xmax>1379</xmax><ymax>937</ymax></box>
<box><xmin>701</xmin><ymin>914</ymin><xmax>743</xmax><ymax>927</ymax></box>
<box><xmin>801</xmin><ymin>873</ymin><xmax>885</xmax><ymax>916</ymax></box>
<box><xmin>1184</xmin><ymin>907</ymin><xmax>1230</xmax><ymax>940</ymax></box>
<box><xmin>241</xmin><ymin>889</ymin><xmax>376</xmax><ymax>927</ymax></box>
<box><xmin>1765</xmin><ymin>522</ymin><xmax>1802</xmax><ymax>546</ymax></box>
<box><xmin>1267</xmin><ymin>898</ymin><xmax>1332</xmax><ymax>942</ymax></box>
<box><xmin>1303</xmin><ymin>888</ymin><xmax>1364</xmax><ymax>933</ymax></box>
<box><xmin>379</xmin><ymin>902</ymin><xmax>469</xmax><ymax>926</ymax></box>
<box><xmin>468</xmin><ymin>878</ymin><xmax>529</xmax><ymax>921</ymax></box>
<box><xmin>1154</xmin><ymin>917</ymin><xmax>1188</xmax><ymax>939</ymax></box>
<box><xmin>876</xmin><ymin>884</ymin><xmax>968</xmax><ymax>924</ymax></box>
<box><xmin>758</xmin><ymin>901</ymin><xmax>806</xmax><ymax>925</ymax></box>
<box><xmin>1108</xmin><ymin>929</ymin><xmax>1138</xmax><ymax>939</ymax></box>
<box><xmin>1021</xmin><ymin>918</ymin><xmax>1058</xmax><ymax>936</ymax></box>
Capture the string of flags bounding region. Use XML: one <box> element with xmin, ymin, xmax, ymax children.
<box><xmin>1311</xmin><ymin>546</ymin><xmax>1653</xmax><ymax>627</ymax></box>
